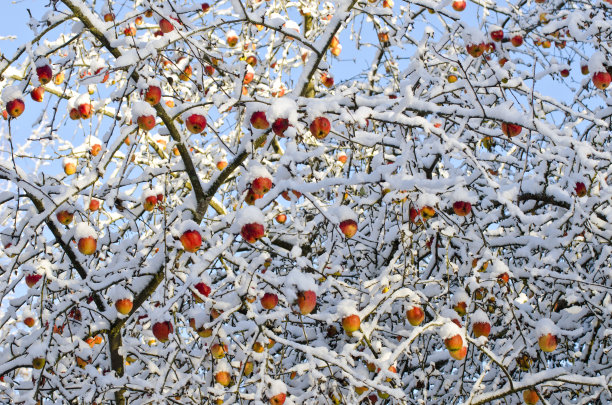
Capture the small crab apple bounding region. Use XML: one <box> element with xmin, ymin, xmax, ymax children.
<box><xmin>272</xmin><ymin>118</ymin><xmax>290</xmax><ymax>136</ymax></box>
<box><xmin>53</xmin><ymin>71</ymin><xmax>65</xmax><ymax>85</ymax></box>
<box><xmin>250</xmin><ymin>111</ymin><xmax>269</xmax><ymax>130</ymax></box>
<box><xmin>454</xmin><ymin>301</ymin><xmax>467</xmax><ymax>316</ymax></box>
<box><xmin>24</xmin><ymin>317</ymin><xmax>35</xmax><ymax>327</ymax></box>
<box><xmin>310</xmin><ymin>116</ymin><xmax>331</xmax><ymax>139</ymax></box>
<box><xmin>186</xmin><ymin>113</ymin><xmax>207</xmax><ymax>134</ymax></box>
<box><xmin>466</xmin><ymin>43</ymin><xmax>486</xmax><ymax>57</ymax></box>
<box><xmin>63</xmin><ymin>159</ymin><xmax>77</xmax><ymax>175</ymax></box>
<box><xmin>137</xmin><ymin>115</ymin><xmax>156</xmax><ymax>131</ymax></box>
<box><xmin>6</xmin><ymin>99</ymin><xmax>25</xmax><ymax>118</ymax></box>
<box><xmin>421</xmin><ymin>206</ymin><xmax>435</xmax><ymax>220</ymax></box>
<box><xmin>342</xmin><ymin>314</ymin><xmax>361</xmax><ymax>334</ymax></box>
<box><xmin>152</xmin><ymin>321</ymin><xmax>173</xmax><ymax>342</ymax></box>
<box><xmin>90</xmin><ymin>143</ymin><xmax>102</xmax><ymax>157</ymax></box>
<box><xmin>179</xmin><ymin>65</ymin><xmax>192</xmax><ymax>81</ymax></box>
<box><xmin>581</xmin><ymin>64</ymin><xmax>589</xmax><ymax>75</ymax></box>
<box><xmin>201</xmin><ymin>3</ymin><xmax>211</xmax><ymax>12</ymax></box>
<box><xmin>30</xmin><ymin>87</ymin><xmax>44</xmax><ymax>102</ymax></box>
<box><xmin>226</xmin><ymin>30</ymin><xmax>238</xmax><ymax>47</ymax></box>
<box><xmin>406</xmin><ymin>305</ymin><xmax>425</xmax><ymax>326</ymax></box>
<box><xmin>144</xmin><ymin>86</ymin><xmax>162</xmax><ymax>105</ymax></box>
<box><xmin>104</xmin><ymin>12</ymin><xmax>115</xmax><ymax>22</ymax></box>
<box><xmin>471</xmin><ymin>311</ymin><xmax>491</xmax><ymax>338</ymax></box>
<box><xmin>241</xmin><ymin>223</ymin><xmax>265</xmax><ymax>243</ymax></box>
<box><xmin>78</xmin><ymin>102</ymin><xmax>93</xmax><ymax>119</ymax></box>
<box><xmin>76</xmin><ymin>223</ymin><xmax>97</xmax><ymax>255</ymax></box>
<box><xmin>88</xmin><ymin>199</ymin><xmax>100</xmax><ymax>211</ymax></box>
<box><xmin>449</xmin><ymin>345</ymin><xmax>467</xmax><ymax>360</ymax></box>
<box><xmin>538</xmin><ymin>332</ymin><xmax>558</xmax><ymax>352</ymax></box>
<box><xmin>251</xmin><ymin>177</ymin><xmax>273</xmax><ymax>195</ymax></box>
<box><xmin>245</xmin><ymin>189</ymin><xmax>263</xmax><ymax>205</ymax></box>
<box><xmin>297</xmin><ymin>290</ymin><xmax>317</xmax><ymax>314</ymax></box>
<box><xmin>115</xmin><ymin>298</ymin><xmax>133</xmax><ymax>315</ymax></box>
<box><xmin>452</xmin><ymin>0</ymin><xmax>466</xmax><ymax>11</ymax></box>
<box><xmin>69</xmin><ymin>108</ymin><xmax>81</xmax><ymax>120</ymax></box>
<box><xmin>275</xmin><ymin>214</ymin><xmax>287</xmax><ymax>224</ymax></box>
<box><xmin>320</xmin><ymin>73</ymin><xmax>334</xmax><ymax>88</ymax></box>
<box><xmin>32</xmin><ymin>358</ymin><xmax>46</xmax><ymax>370</ymax></box>
<box><xmin>193</xmin><ymin>282</ymin><xmax>211</xmax><ymax>302</ymax></box>
<box><xmin>180</xmin><ymin>229</ymin><xmax>202</xmax><ymax>253</ymax></box>
<box><xmin>575</xmin><ymin>182</ymin><xmax>587</xmax><ymax>197</ymax></box>
<box><xmin>338</xmin><ymin>153</ymin><xmax>348</xmax><ymax>164</ymax></box>
<box><xmin>56</xmin><ymin>210</ymin><xmax>74</xmax><ymax>225</ymax></box>
<box><xmin>36</xmin><ymin>64</ymin><xmax>53</xmax><ymax>85</ymax></box>
<box><xmin>245</xmin><ymin>55</ymin><xmax>257</xmax><ymax>67</ymax></box>
<box><xmin>523</xmin><ymin>389</ymin><xmax>539</xmax><ymax>405</ymax></box>
<box><xmin>453</xmin><ymin>201</ymin><xmax>472</xmax><ymax>216</ymax></box>
<box><xmin>243</xmin><ymin>71</ymin><xmax>254</xmax><ymax>85</ymax></box>
<box><xmin>511</xmin><ymin>35</ymin><xmax>523</xmax><ymax>47</ymax></box>
<box><xmin>339</xmin><ymin>219</ymin><xmax>358</xmax><ymax>238</ymax></box>
<box><xmin>490</xmin><ymin>30</ymin><xmax>503</xmax><ymax>42</ymax></box>
<box><xmin>592</xmin><ymin>71</ymin><xmax>612</xmax><ymax>90</ymax></box>
<box><xmin>216</xmin><ymin>159</ymin><xmax>227</xmax><ymax>170</ymax></box>
<box><xmin>215</xmin><ymin>371</ymin><xmax>231</xmax><ymax>386</ymax></box>
<box><xmin>501</xmin><ymin>122</ymin><xmax>522</xmax><ymax>137</ymax></box>
<box><xmin>25</xmin><ymin>274</ymin><xmax>42</xmax><ymax>288</ymax></box>
<box><xmin>210</xmin><ymin>343</ymin><xmax>228</xmax><ymax>359</ymax></box>
<box><xmin>270</xmin><ymin>393</ymin><xmax>286</xmax><ymax>405</ymax></box>
<box><xmin>261</xmin><ymin>292</ymin><xmax>279</xmax><ymax>310</ymax></box>
<box><xmin>444</xmin><ymin>334</ymin><xmax>463</xmax><ymax>352</ymax></box>
<box><xmin>497</xmin><ymin>272</ymin><xmax>510</xmax><ymax>284</ymax></box>
<box><xmin>159</xmin><ymin>18</ymin><xmax>174</xmax><ymax>33</ymax></box>
<box><xmin>143</xmin><ymin>194</ymin><xmax>157</xmax><ymax>212</ymax></box>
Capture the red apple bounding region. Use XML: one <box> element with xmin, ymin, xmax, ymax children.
<box><xmin>88</xmin><ymin>199</ymin><xmax>100</xmax><ymax>211</ymax></box>
<box><xmin>406</xmin><ymin>306</ymin><xmax>425</xmax><ymax>326</ymax></box>
<box><xmin>444</xmin><ymin>334</ymin><xmax>463</xmax><ymax>352</ymax></box>
<box><xmin>270</xmin><ymin>393</ymin><xmax>286</xmax><ymax>405</ymax></box>
<box><xmin>497</xmin><ymin>272</ymin><xmax>510</xmax><ymax>285</ymax></box>
<box><xmin>202</xmin><ymin>3</ymin><xmax>211</xmax><ymax>13</ymax></box>
<box><xmin>143</xmin><ymin>195</ymin><xmax>157</xmax><ymax>211</ymax></box>
<box><xmin>193</xmin><ymin>282</ymin><xmax>211</xmax><ymax>302</ymax></box>
<box><xmin>511</xmin><ymin>35</ymin><xmax>523</xmax><ymax>47</ymax></box>
<box><xmin>152</xmin><ymin>321</ymin><xmax>173</xmax><ymax>342</ymax></box>
<box><xmin>581</xmin><ymin>65</ymin><xmax>589</xmax><ymax>75</ymax></box>
<box><xmin>339</xmin><ymin>219</ymin><xmax>358</xmax><ymax>238</ymax></box>
<box><xmin>592</xmin><ymin>71</ymin><xmax>612</xmax><ymax>90</ymax></box>
<box><xmin>69</xmin><ymin>108</ymin><xmax>80</xmax><ymax>120</ymax></box>
<box><xmin>56</xmin><ymin>210</ymin><xmax>74</xmax><ymax>225</ymax></box>
<box><xmin>245</xmin><ymin>55</ymin><xmax>257</xmax><ymax>67</ymax></box>
<box><xmin>186</xmin><ymin>113</ymin><xmax>207</xmax><ymax>134</ymax></box>
<box><xmin>523</xmin><ymin>389</ymin><xmax>539</xmax><ymax>405</ymax></box>
<box><xmin>180</xmin><ymin>230</ymin><xmax>202</xmax><ymax>252</ymax></box>
<box><xmin>250</xmin><ymin>111</ymin><xmax>269</xmax><ymax>130</ymax></box>
<box><xmin>78</xmin><ymin>103</ymin><xmax>93</xmax><ymax>119</ymax></box>
<box><xmin>245</xmin><ymin>189</ymin><xmax>263</xmax><ymax>205</ymax></box>
<box><xmin>36</xmin><ymin>64</ymin><xmax>53</xmax><ymax>85</ymax></box>
<box><xmin>251</xmin><ymin>177</ymin><xmax>273</xmax><ymax>195</ymax></box>
<box><xmin>179</xmin><ymin>65</ymin><xmax>192</xmax><ymax>81</ymax></box>
<box><xmin>78</xmin><ymin>236</ymin><xmax>97</xmax><ymax>255</ymax></box>
<box><xmin>30</xmin><ymin>87</ymin><xmax>44</xmax><ymax>102</ymax></box>
<box><xmin>272</xmin><ymin>118</ymin><xmax>290</xmax><ymax>136</ymax></box>
<box><xmin>241</xmin><ymin>223</ymin><xmax>265</xmax><ymax>243</ymax></box>
<box><xmin>159</xmin><ymin>19</ymin><xmax>174</xmax><ymax>33</ymax></box>
<box><xmin>538</xmin><ymin>333</ymin><xmax>558</xmax><ymax>352</ymax></box>
<box><xmin>342</xmin><ymin>314</ymin><xmax>361</xmax><ymax>334</ymax></box>
<box><xmin>452</xmin><ymin>201</ymin><xmax>471</xmax><ymax>216</ymax></box>
<box><xmin>338</xmin><ymin>154</ymin><xmax>348</xmax><ymax>164</ymax></box>
<box><xmin>490</xmin><ymin>30</ymin><xmax>503</xmax><ymax>42</ymax></box>
<box><xmin>137</xmin><ymin>115</ymin><xmax>156</xmax><ymax>131</ymax></box>
<box><xmin>124</xmin><ymin>26</ymin><xmax>137</xmax><ymax>36</ymax></box>
<box><xmin>275</xmin><ymin>214</ymin><xmax>287</xmax><ymax>224</ymax></box>
<box><xmin>261</xmin><ymin>292</ymin><xmax>279</xmax><ymax>310</ymax></box>
<box><xmin>6</xmin><ymin>99</ymin><xmax>25</xmax><ymax>118</ymax></box>
<box><xmin>144</xmin><ymin>86</ymin><xmax>161</xmax><ymax>105</ymax></box>
<box><xmin>25</xmin><ymin>274</ymin><xmax>42</xmax><ymax>288</ymax></box>
<box><xmin>310</xmin><ymin>117</ymin><xmax>331</xmax><ymax>139</ymax></box>
<box><xmin>560</xmin><ymin>69</ymin><xmax>570</xmax><ymax>77</ymax></box>
<box><xmin>501</xmin><ymin>122</ymin><xmax>522</xmax><ymax>137</ymax></box>
<box><xmin>297</xmin><ymin>290</ymin><xmax>316</xmax><ymax>314</ymax></box>
<box><xmin>215</xmin><ymin>371</ymin><xmax>231</xmax><ymax>386</ymax></box>
<box><xmin>472</xmin><ymin>322</ymin><xmax>491</xmax><ymax>338</ymax></box>
<box><xmin>226</xmin><ymin>33</ymin><xmax>238</xmax><ymax>47</ymax></box>
<box><xmin>575</xmin><ymin>182</ymin><xmax>587</xmax><ymax>197</ymax></box>
<box><xmin>24</xmin><ymin>317</ymin><xmax>35</xmax><ymax>327</ymax></box>
<box><xmin>204</xmin><ymin>65</ymin><xmax>215</xmax><ymax>75</ymax></box>
<box><xmin>115</xmin><ymin>298</ymin><xmax>133</xmax><ymax>315</ymax></box>
<box><xmin>321</xmin><ymin>73</ymin><xmax>334</xmax><ymax>88</ymax></box>
<box><xmin>452</xmin><ymin>0</ymin><xmax>466</xmax><ymax>11</ymax></box>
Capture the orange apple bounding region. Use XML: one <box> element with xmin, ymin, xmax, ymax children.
<box><xmin>270</xmin><ymin>393</ymin><xmax>286</xmax><ymax>405</ymax></box>
<box><xmin>339</xmin><ymin>219</ymin><xmax>358</xmax><ymax>238</ymax></box>
<box><xmin>24</xmin><ymin>317</ymin><xmax>35</xmax><ymax>327</ymax></box>
<box><xmin>538</xmin><ymin>333</ymin><xmax>558</xmax><ymax>352</ymax></box>
<box><xmin>215</xmin><ymin>371</ymin><xmax>231</xmax><ymax>386</ymax></box>
<box><xmin>497</xmin><ymin>272</ymin><xmax>510</xmax><ymax>284</ymax></box>
<box><xmin>297</xmin><ymin>290</ymin><xmax>316</xmax><ymax>314</ymax></box>
<box><xmin>466</xmin><ymin>43</ymin><xmax>485</xmax><ymax>57</ymax></box>
<box><xmin>104</xmin><ymin>13</ymin><xmax>115</xmax><ymax>22</ymax></box>
<box><xmin>180</xmin><ymin>230</ymin><xmax>201</xmax><ymax>252</ymax></box>
<box><xmin>310</xmin><ymin>117</ymin><xmax>331</xmax><ymax>139</ymax></box>
<box><xmin>53</xmin><ymin>71</ymin><xmax>65</xmax><ymax>85</ymax></box>
<box><xmin>152</xmin><ymin>321</ymin><xmax>173</xmax><ymax>342</ymax></box>
<box><xmin>444</xmin><ymin>334</ymin><xmax>463</xmax><ymax>352</ymax></box>
<box><xmin>64</xmin><ymin>161</ymin><xmax>76</xmax><ymax>175</ymax></box>
<box><xmin>342</xmin><ymin>314</ymin><xmax>361</xmax><ymax>334</ymax></box>
<box><xmin>511</xmin><ymin>35</ymin><xmax>523</xmax><ymax>47</ymax></box>
<box><xmin>78</xmin><ymin>236</ymin><xmax>97</xmax><ymax>255</ymax></box>
<box><xmin>406</xmin><ymin>306</ymin><xmax>425</xmax><ymax>326</ymax></box>
<box><xmin>115</xmin><ymin>298</ymin><xmax>133</xmax><ymax>315</ymax></box>
<box><xmin>251</xmin><ymin>177</ymin><xmax>272</xmax><ymax>195</ymax></box>
<box><xmin>449</xmin><ymin>345</ymin><xmax>467</xmax><ymax>360</ymax></box>
<box><xmin>226</xmin><ymin>32</ymin><xmax>238</xmax><ymax>47</ymax></box>
<box><xmin>275</xmin><ymin>214</ymin><xmax>287</xmax><ymax>224</ymax></box>
<box><xmin>216</xmin><ymin>160</ymin><xmax>228</xmax><ymax>170</ymax></box>
<box><xmin>159</xmin><ymin>18</ymin><xmax>174</xmax><ymax>33</ymax></box>
<box><xmin>91</xmin><ymin>144</ymin><xmax>102</xmax><ymax>156</ymax></box>
<box><xmin>261</xmin><ymin>292</ymin><xmax>279</xmax><ymax>310</ymax></box>
<box><xmin>472</xmin><ymin>322</ymin><xmax>491</xmax><ymax>338</ymax></box>
<box><xmin>523</xmin><ymin>389</ymin><xmax>539</xmax><ymax>405</ymax></box>
<box><xmin>89</xmin><ymin>199</ymin><xmax>100</xmax><ymax>211</ymax></box>
<box><xmin>210</xmin><ymin>343</ymin><xmax>228</xmax><ymax>359</ymax></box>
<box><xmin>453</xmin><ymin>301</ymin><xmax>467</xmax><ymax>316</ymax></box>
<box><xmin>179</xmin><ymin>65</ymin><xmax>192</xmax><ymax>81</ymax></box>
<box><xmin>452</xmin><ymin>0</ymin><xmax>466</xmax><ymax>11</ymax></box>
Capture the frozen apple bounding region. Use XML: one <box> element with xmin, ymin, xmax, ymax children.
<box><xmin>261</xmin><ymin>292</ymin><xmax>279</xmax><ymax>310</ymax></box>
<box><xmin>193</xmin><ymin>282</ymin><xmax>211</xmax><ymax>303</ymax></box>
<box><xmin>25</xmin><ymin>273</ymin><xmax>42</xmax><ymax>288</ymax></box>
<box><xmin>6</xmin><ymin>99</ymin><xmax>25</xmax><ymax>118</ymax></box>
<box><xmin>490</xmin><ymin>30</ymin><xmax>503</xmax><ymax>42</ymax></box>
<box><xmin>449</xmin><ymin>345</ymin><xmax>467</xmax><ymax>360</ymax></box>
<box><xmin>275</xmin><ymin>214</ymin><xmax>287</xmax><ymax>224</ymax></box>
<box><xmin>538</xmin><ymin>333</ymin><xmax>558</xmax><ymax>352</ymax></box>
<box><xmin>297</xmin><ymin>290</ymin><xmax>316</xmax><ymax>314</ymax></box>
<box><xmin>210</xmin><ymin>343</ymin><xmax>228</xmax><ymax>359</ymax></box>
<box><xmin>30</xmin><ymin>87</ymin><xmax>45</xmax><ymax>102</ymax></box>
<box><xmin>523</xmin><ymin>389</ymin><xmax>539</xmax><ymax>405</ymax></box>
<box><xmin>452</xmin><ymin>0</ymin><xmax>466</xmax><ymax>11</ymax></box>
<box><xmin>115</xmin><ymin>298</ymin><xmax>133</xmax><ymax>315</ymax></box>
<box><xmin>406</xmin><ymin>305</ymin><xmax>425</xmax><ymax>326</ymax></box>
<box><xmin>592</xmin><ymin>71</ymin><xmax>611</xmax><ymax>90</ymax></box>
<box><xmin>180</xmin><ymin>229</ymin><xmax>202</xmax><ymax>253</ymax></box>
<box><xmin>78</xmin><ymin>103</ymin><xmax>93</xmax><ymax>119</ymax></box>
<box><xmin>251</xmin><ymin>177</ymin><xmax>273</xmax><ymax>195</ymax></box>
<box><xmin>310</xmin><ymin>117</ymin><xmax>331</xmax><ymax>139</ymax></box>
<box><xmin>56</xmin><ymin>210</ymin><xmax>74</xmax><ymax>225</ymax></box>
<box><xmin>575</xmin><ymin>182</ymin><xmax>587</xmax><ymax>197</ymax></box>
<box><xmin>453</xmin><ymin>201</ymin><xmax>472</xmax><ymax>216</ymax></box>
<box><xmin>501</xmin><ymin>122</ymin><xmax>522</xmax><ymax>137</ymax></box>
<box><xmin>152</xmin><ymin>321</ymin><xmax>173</xmax><ymax>342</ymax></box>
<box><xmin>144</xmin><ymin>85</ymin><xmax>162</xmax><ymax>105</ymax></box>
<box><xmin>186</xmin><ymin>113</ymin><xmax>207</xmax><ymax>134</ymax></box>
<box><xmin>250</xmin><ymin>111</ymin><xmax>270</xmax><ymax>130</ymax></box>
<box><xmin>444</xmin><ymin>334</ymin><xmax>463</xmax><ymax>352</ymax></box>
<box><xmin>159</xmin><ymin>18</ymin><xmax>174</xmax><ymax>33</ymax></box>
<box><xmin>339</xmin><ymin>219</ymin><xmax>358</xmax><ymax>238</ymax></box>
<box><xmin>272</xmin><ymin>118</ymin><xmax>290</xmax><ymax>137</ymax></box>
<box><xmin>36</xmin><ymin>64</ymin><xmax>53</xmax><ymax>85</ymax></box>
<box><xmin>75</xmin><ymin>223</ymin><xmax>97</xmax><ymax>255</ymax></box>
<box><xmin>511</xmin><ymin>35</ymin><xmax>523</xmax><ymax>47</ymax></box>
<box><xmin>342</xmin><ymin>314</ymin><xmax>361</xmax><ymax>334</ymax></box>
<box><xmin>241</xmin><ymin>223</ymin><xmax>265</xmax><ymax>243</ymax></box>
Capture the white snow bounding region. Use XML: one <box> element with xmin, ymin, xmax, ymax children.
<box><xmin>452</xmin><ymin>290</ymin><xmax>470</xmax><ymax>306</ymax></box>
<box><xmin>336</xmin><ymin>299</ymin><xmax>358</xmax><ymax>318</ymax></box>
<box><xmin>178</xmin><ymin>220</ymin><xmax>201</xmax><ymax>234</ymax></box>
<box><xmin>536</xmin><ymin>318</ymin><xmax>558</xmax><ymax>338</ymax></box>
<box><xmin>439</xmin><ymin>321</ymin><xmax>463</xmax><ymax>340</ymax></box>
<box><xmin>74</xmin><ymin>223</ymin><xmax>96</xmax><ymax>240</ymax></box>
<box><xmin>2</xmin><ymin>86</ymin><xmax>23</xmax><ymax>103</ymax></box>
<box><xmin>236</xmin><ymin>206</ymin><xmax>265</xmax><ymax>227</ymax></box>
<box><xmin>471</xmin><ymin>309</ymin><xmax>489</xmax><ymax>325</ymax></box>
<box><xmin>268</xmin><ymin>379</ymin><xmax>286</xmax><ymax>396</ymax></box>
<box><xmin>132</xmin><ymin>101</ymin><xmax>156</xmax><ymax>118</ymax></box>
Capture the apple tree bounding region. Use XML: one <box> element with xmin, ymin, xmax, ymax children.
<box><xmin>0</xmin><ymin>0</ymin><xmax>611</xmax><ymax>404</ymax></box>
